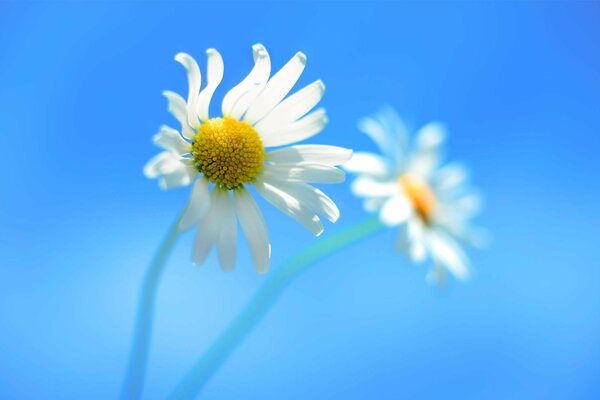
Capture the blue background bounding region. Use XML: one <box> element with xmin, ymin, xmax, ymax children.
<box><xmin>1</xmin><ymin>2</ymin><xmax>599</xmax><ymax>399</ymax></box>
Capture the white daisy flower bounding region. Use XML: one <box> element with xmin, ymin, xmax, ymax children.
<box><xmin>344</xmin><ymin>107</ymin><xmax>486</xmax><ymax>282</ymax></box>
<box><xmin>144</xmin><ymin>44</ymin><xmax>352</xmax><ymax>274</ymax></box>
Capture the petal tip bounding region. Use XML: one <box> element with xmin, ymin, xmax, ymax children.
<box><xmin>255</xmin><ymin>266</ymin><xmax>269</xmax><ymax>275</ymax></box>
<box><xmin>174</xmin><ymin>52</ymin><xmax>188</xmax><ymax>62</ymax></box>
<box><xmin>316</xmin><ymin>79</ymin><xmax>325</xmax><ymax>92</ymax></box>
<box><xmin>295</xmin><ymin>51</ymin><xmax>307</xmax><ymax>64</ymax></box>
<box><xmin>252</xmin><ymin>43</ymin><xmax>266</xmax><ymax>52</ymax></box>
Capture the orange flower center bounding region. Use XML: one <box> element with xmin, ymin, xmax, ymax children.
<box><xmin>398</xmin><ymin>173</ymin><xmax>436</xmax><ymax>224</ymax></box>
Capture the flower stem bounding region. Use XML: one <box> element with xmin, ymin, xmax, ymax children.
<box><xmin>167</xmin><ymin>215</ymin><xmax>385</xmax><ymax>400</ymax></box>
<box><xmin>121</xmin><ymin>214</ymin><xmax>182</xmax><ymax>400</ymax></box>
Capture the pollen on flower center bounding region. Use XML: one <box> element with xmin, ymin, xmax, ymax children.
<box><xmin>192</xmin><ymin>117</ymin><xmax>265</xmax><ymax>190</ymax></box>
<box><xmin>398</xmin><ymin>173</ymin><xmax>436</xmax><ymax>224</ymax></box>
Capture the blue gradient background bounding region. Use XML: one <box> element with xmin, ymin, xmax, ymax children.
<box><xmin>1</xmin><ymin>2</ymin><xmax>599</xmax><ymax>399</ymax></box>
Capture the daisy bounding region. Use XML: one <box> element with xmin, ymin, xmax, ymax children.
<box><xmin>344</xmin><ymin>107</ymin><xmax>486</xmax><ymax>282</ymax></box>
<box><xmin>143</xmin><ymin>44</ymin><xmax>351</xmax><ymax>274</ymax></box>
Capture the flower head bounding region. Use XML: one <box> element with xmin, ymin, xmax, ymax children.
<box><xmin>145</xmin><ymin>44</ymin><xmax>351</xmax><ymax>273</ymax></box>
<box><xmin>345</xmin><ymin>107</ymin><xmax>486</xmax><ymax>283</ymax></box>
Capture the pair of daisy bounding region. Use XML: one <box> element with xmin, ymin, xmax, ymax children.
<box><xmin>144</xmin><ymin>44</ymin><xmax>484</xmax><ymax>281</ymax></box>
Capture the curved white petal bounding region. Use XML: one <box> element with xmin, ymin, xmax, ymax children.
<box><xmin>197</xmin><ymin>49</ymin><xmax>224</xmax><ymax>121</ymax></box>
<box><xmin>174</xmin><ymin>52</ymin><xmax>202</xmax><ymax>129</ymax></box>
<box><xmin>162</xmin><ymin>90</ymin><xmax>194</xmax><ymax>140</ymax></box>
<box><xmin>264</xmin><ymin>175</ymin><xmax>340</xmax><ymax>222</ymax></box>
<box><xmin>234</xmin><ymin>188</ymin><xmax>271</xmax><ymax>273</ymax></box>
<box><xmin>264</xmin><ymin>162</ymin><xmax>345</xmax><ymax>184</ymax></box>
<box><xmin>144</xmin><ymin>152</ymin><xmax>177</xmax><ymax>179</ymax></box>
<box><xmin>380</xmin><ymin>195</ymin><xmax>411</xmax><ymax>226</ymax></box>
<box><xmin>350</xmin><ymin>176</ymin><xmax>398</xmax><ymax>198</ymax></box>
<box><xmin>192</xmin><ymin>188</ymin><xmax>221</xmax><ymax>265</ymax></box>
<box><xmin>426</xmin><ymin>230</ymin><xmax>469</xmax><ymax>280</ymax></box>
<box><xmin>222</xmin><ymin>44</ymin><xmax>271</xmax><ymax>118</ymax></box>
<box><xmin>254</xmin><ymin>178</ymin><xmax>323</xmax><ymax>236</ymax></box>
<box><xmin>153</xmin><ymin>125</ymin><xmax>191</xmax><ymax>155</ymax></box>
<box><xmin>254</xmin><ymin>80</ymin><xmax>324</xmax><ymax>135</ymax></box>
<box><xmin>144</xmin><ymin>152</ymin><xmax>196</xmax><ymax>189</ymax></box>
<box><xmin>244</xmin><ymin>51</ymin><xmax>306</xmax><ymax>124</ymax></box>
<box><xmin>260</xmin><ymin>108</ymin><xmax>328</xmax><ymax>147</ymax></box>
<box><xmin>267</xmin><ymin>145</ymin><xmax>352</xmax><ymax>166</ymax></box>
<box><xmin>343</xmin><ymin>152</ymin><xmax>391</xmax><ymax>178</ymax></box>
<box><xmin>215</xmin><ymin>189</ymin><xmax>237</xmax><ymax>272</ymax></box>
<box><xmin>179</xmin><ymin>177</ymin><xmax>211</xmax><ymax>231</ymax></box>
<box><xmin>159</xmin><ymin>158</ymin><xmax>196</xmax><ymax>190</ymax></box>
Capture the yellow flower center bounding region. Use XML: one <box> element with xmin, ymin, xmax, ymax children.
<box><xmin>192</xmin><ymin>117</ymin><xmax>265</xmax><ymax>190</ymax></box>
<box><xmin>398</xmin><ymin>173</ymin><xmax>436</xmax><ymax>224</ymax></box>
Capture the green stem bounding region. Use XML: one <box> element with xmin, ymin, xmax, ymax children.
<box><xmin>167</xmin><ymin>215</ymin><xmax>385</xmax><ymax>400</ymax></box>
<box><xmin>121</xmin><ymin>214</ymin><xmax>182</xmax><ymax>400</ymax></box>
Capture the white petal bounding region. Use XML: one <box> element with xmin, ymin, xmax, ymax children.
<box><xmin>222</xmin><ymin>44</ymin><xmax>271</xmax><ymax>119</ymax></box>
<box><xmin>267</xmin><ymin>145</ymin><xmax>352</xmax><ymax>166</ymax></box>
<box><xmin>343</xmin><ymin>152</ymin><xmax>391</xmax><ymax>178</ymax></box>
<box><xmin>426</xmin><ymin>264</ymin><xmax>447</xmax><ymax>286</ymax></box>
<box><xmin>144</xmin><ymin>152</ymin><xmax>176</xmax><ymax>179</ymax></box>
<box><xmin>144</xmin><ymin>152</ymin><xmax>196</xmax><ymax>189</ymax></box>
<box><xmin>434</xmin><ymin>163</ymin><xmax>469</xmax><ymax>194</ymax></box>
<box><xmin>357</xmin><ymin>109</ymin><xmax>406</xmax><ymax>166</ymax></box>
<box><xmin>411</xmin><ymin>239</ymin><xmax>427</xmax><ymax>263</ymax></box>
<box><xmin>395</xmin><ymin>217</ymin><xmax>427</xmax><ymax>262</ymax></box>
<box><xmin>179</xmin><ymin>177</ymin><xmax>211</xmax><ymax>231</ymax></box>
<box><xmin>380</xmin><ymin>195</ymin><xmax>411</xmax><ymax>226</ymax></box>
<box><xmin>408</xmin><ymin>122</ymin><xmax>446</xmax><ymax>179</ymax></box>
<box><xmin>357</xmin><ymin>116</ymin><xmax>388</xmax><ymax>153</ymax></box>
<box><xmin>254</xmin><ymin>80</ymin><xmax>325</xmax><ymax>135</ymax></box>
<box><xmin>255</xmin><ymin>178</ymin><xmax>323</xmax><ymax>236</ymax></box>
<box><xmin>441</xmin><ymin>220</ymin><xmax>491</xmax><ymax>249</ymax></box>
<box><xmin>436</xmin><ymin>192</ymin><xmax>483</xmax><ymax>221</ymax></box>
<box><xmin>153</xmin><ymin>125</ymin><xmax>191</xmax><ymax>155</ymax></box>
<box><xmin>162</xmin><ymin>90</ymin><xmax>194</xmax><ymax>140</ymax></box>
<box><xmin>350</xmin><ymin>176</ymin><xmax>398</xmax><ymax>198</ymax></box>
<box><xmin>260</xmin><ymin>108</ymin><xmax>328</xmax><ymax>147</ymax></box>
<box><xmin>174</xmin><ymin>52</ymin><xmax>201</xmax><ymax>129</ymax></box>
<box><xmin>158</xmin><ymin>159</ymin><xmax>196</xmax><ymax>190</ymax></box>
<box><xmin>215</xmin><ymin>190</ymin><xmax>237</xmax><ymax>272</ymax></box>
<box><xmin>196</xmin><ymin>49</ymin><xmax>224</xmax><ymax>121</ymax></box>
<box><xmin>263</xmin><ymin>162</ymin><xmax>345</xmax><ymax>184</ymax></box>
<box><xmin>454</xmin><ymin>193</ymin><xmax>483</xmax><ymax>217</ymax></box>
<box><xmin>192</xmin><ymin>189</ymin><xmax>220</xmax><ymax>265</ymax></box>
<box><xmin>234</xmin><ymin>188</ymin><xmax>270</xmax><ymax>273</ymax></box>
<box><xmin>264</xmin><ymin>176</ymin><xmax>340</xmax><ymax>223</ymax></box>
<box><xmin>244</xmin><ymin>52</ymin><xmax>306</xmax><ymax>124</ymax></box>
<box><xmin>363</xmin><ymin>197</ymin><xmax>386</xmax><ymax>213</ymax></box>
<box><xmin>416</xmin><ymin>122</ymin><xmax>446</xmax><ymax>148</ymax></box>
<box><xmin>426</xmin><ymin>230</ymin><xmax>469</xmax><ymax>280</ymax></box>
<box><xmin>375</xmin><ymin>106</ymin><xmax>410</xmax><ymax>158</ymax></box>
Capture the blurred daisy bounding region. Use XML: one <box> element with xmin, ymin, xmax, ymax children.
<box><xmin>144</xmin><ymin>44</ymin><xmax>351</xmax><ymax>273</ymax></box>
<box><xmin>344</xmin><ymin>107</ymin><xmax>486</xmax><ymax>283</ymax></box>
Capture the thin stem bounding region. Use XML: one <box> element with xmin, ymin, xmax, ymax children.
<box><xmin>121</xmin><ymin>214</ymin><xmax>182</xmax><ymax>400</ymax></box>
<box><xmin>167</xmin><ymin>215</ymin><xmax>385</xmax><ymax>400</ymax></box>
